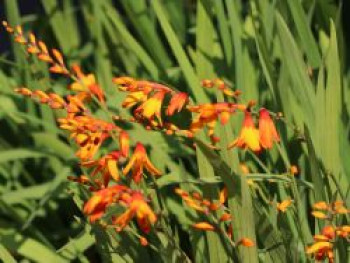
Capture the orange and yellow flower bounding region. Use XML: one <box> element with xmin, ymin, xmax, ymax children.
<box><xmin>113</xmin><ymin>192</ymin><xmax>157</xmax><ymax>233</ymax></box>
<box><xmin>83</xmin><ymin>185</ymin><xmax>129</xmax><ymax>222</ymax></box>
<box><xmin>306</xmin><ymin>226</ymin><xmax>335</xmax><ymax>263</ymax></box>
<box><xmin>188</xmin><ymin>103</ymin><xmax>237</xmax><ymax>142</ymax></box>
<box><xmin>259</xmin><ymin>108</ymin><xmax>280</xmax><ymax>149</ymax></box>
<box><xmin>135</xmin><ymin>91</ymin><xmax>167</xmax><ymax>125</ymax></box>
<box><xmin>306</xmin><ymin>241</ymin><xmax>333</xmax><ymax>262</ymax></box>
<box><xmin>74</xmin><ymin>131</ymin><xmax>109</xmax><ymax>160</ymax></box>
<box><xmin>119</xmin><ymin>131</ymin><xmax>130</xmax><ymax>157</ymax></box>
<box><xmin>166</xmin><ymin>92</ymin><xmax>188</xmax><ymax>116</ymax></box>
<box><xmin>123</xmin><ymin>143</ymin><xmax>161</xmax><ymax>183</ymax></box>
<box><xmin>81</xmin><ymin>151</ymin><xmax>122</xmax><ymax>186</ymax></box>
<box><xmin>192</xmin><ymin>222</ymin><xmax>215</xmax><ymax>231</ymax></box>
<box><xmin>71</xmin><ymin>65</ymin><xmax>105</xmax><ymax>103</ymax></box>
<box><xmin>122</xmin><ymin>91</ymin><xmax>149</xmax><ymax>108</ymax></box>
<box><xmin>311</xmin><ymin>200</ymin><xmax>349</xmax><ymax>219</ymax></box>
<box><xmin>237</xmin><ymin>238</ymin><xmax>255</xmax><ymax>247</ymax></box>
<box><xmin>228</xmin><ymin>111</ymin><xmax>260</xmax><ymax>152</ymax></box>
<box><xmin>59</xmin><ymin>115</ymin><xmax>116</xmax><ymax>160</ymax></box>
<box><xmin>277</xmin><ymin>199</ymin><xmax>293</xmax><ymax>213</ymax></box>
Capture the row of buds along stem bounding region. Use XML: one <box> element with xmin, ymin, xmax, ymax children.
<box><xmin>174</xmin><ymin>188</ymin><xmax>226</xmax><ymax>215</ymax></box>
<box><xmin>201</xmin><ymin>78</ymin><xmax>241</xmax><ymax>98</ymax></box>
<box><xmin>4</xmin><ymin>22</ymin><xmax>105</xmax><ymax>104</ymax></box>
<box><xmin>15</xmin><ymin>88</ymin><xmax>89</xmax><ymax>114</ymax></box>
<box><xmin>175</xmin><ymin>187</ymin><xmax>235</xmax><ymax>243</ymax></box>
<box><xmin>2</xmin><ymin>21</ymin><xmax>69</xmax><ymax>75</ymax></box>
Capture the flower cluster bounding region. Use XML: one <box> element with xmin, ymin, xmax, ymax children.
<box><xmin>113</xmin><ymin>77</ymin><xmax>188</xmax><ymax>128</ymax></box>
<box><xmin>7</xmin><ymin>23</ymin><xmax>162</xmax><ymax>239</ymax></box>
<box><xmin>7</xmin><ymin>21</ymin><xmax>282</xmax><ymax>249</ymax></box>
<box><xmin>83</xmin><ymin>185</ymin><xmax>156</xmax><ymax>233</ymax></box>
<box><xmin>227</xmin><ymin>109</ymin><xmax>280</xmax><ymax>152</ymax></box>
<box><xmin>306</xmin><ymin>201</ymin><xmax>350</xmax><ymax>262</ymax></box>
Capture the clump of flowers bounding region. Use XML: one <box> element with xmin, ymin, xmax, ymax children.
<box><xmin>6</xmin><ymin>21</ymin><xmax>284</xmax><ymax>251</ymax></box>
<box><xmin>306</xmin><ymin>201</ymin><xmax>350</xmax><ymax>262</ymax></box>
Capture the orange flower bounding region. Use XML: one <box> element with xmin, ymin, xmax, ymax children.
<box><xmin>166</xmin><ymin>92</ymin><xmax>188</xmax><ymax>116</ymax></box>
<box><xmin>119</xmin><ymin>131</ymin><xmax>130</xmax><ymax>157</ymax></box>
<box><xmin>289</xmin><ymin>165</ymin><xmax>299</xmax><ymax>175</ymax></box>
<box><xmin>189</xmin><ymin>103</ymin><xmax>236</xmax><ymax>139</ymax></box>
<box><xmin>48</xmin><ymin>93</ymin><xmax>66</xmax><ymax>109</ymax></box>
<box><xmin>139</xmin><ymin>237</ymin><xmax>148</xmax><ymax>246</ymax></box>
<box><xmin>113</xmin><ymin>76</ymin><xmax>135</xmax><ymax>86</ymax></box>
<box><xmin>192</xmin><ymin>222</ymin><xmax>215</xmax><ymax>231</ymax></box>
<box><xmin>113</xmin><ymin>192</ymin><xmax>157</xmax><ymax>233</ymax></box>
<box><xmin>174</xmin><ymin>188</ymin><xmax>189</xmax><ymax>198</ymax></box>
<box><xmin>81</xmin><ymin>151</ymin><xmax>121</xmax><ymax>186</ymax></box>
<box><xmin>175</xmin><ymin>189</ymin><xmax>209</xmax><ymax>213</ymax></box>
<box><xmin>312</xmin><ymin>211</ymin><xmax>328</xmax><ymax>219</ymax></box>
<box><xmin>122</xmin><ymin>91</ymin><xmax>148</xmax><ymax>108</ymax></box>
<box><xmin>313</xmin><ymin>201</ymin><xmax>329</xmax><ymax>210</ymax></box>
<box><xmin>83</xmin><ymin>185</ymin><xmax>128</xmax><ymax>222</ymax></box>
<box><xmin>306</xmin><ymin>241</ymin><xmax>333</xmax><ymax>262</ymax></box>
<box><xmin>65</xmin><ymin>93</ymin><xmax>89</xmax><ymax>114</ymax></box>
<box><xmin>336</xmin><ymin>225</ymin><xmax>350</xmax><ymax>238</ymax></box>
<box><xmin>71</xmin><ymin>65</ymin><xmax>105</xmax><ymax>103</ymax></box>
<box><xmin>227</xmin><ymin>111</ymin><xmax>260</xmax><ymax>152</ymax></box>
<box><xmin>238</xmin><ymin>238</ymin><xmax>255</xmax><ymax>247</ymax></box>
<box><xmin>59</xmin><ymin>115</ymin><xmax>115</xmax><ymax>160</ymax></box>
<box><xmin>258</xmin><ymin>108</ymin><xmax>280</xmax><ymax>149</ymax></box>
<box><xmin>277</xmin><ymin>199</ymin><xmax>293</xmax><ymax>213</ymax></box>
<box><xmin>75</xmin><ymin>131</ymin><xmax>109</xmax><ymax>160</ymax></box>
<box><xmin>219</xmin><ymin>187</ymin><xmax>228</xmax><ymax>204</ymax></box>
<box><xmin>321</xmin><ymin>226</ymin><xmax>335</xmax><ymax>240</ymax></box>
<box><xmin>332</xmin><ymin>201</ymin><xmax>349</xmax><ymax>214</ymax></box>
<box><xmin>313</xmin><ymin>234</ymin><xmax>330</xmax><ymax>242</ymax></box>
<box><xmin>123</xmin><ymin>143</ymin><xmax>161</xmax><ymax>183</ymax></box>
<box><xmin>15</xmin><ymin>87</ymin><xmax>33</xmax><ymax>97</ymax></box>
<box><xmin>219</xmin><ymin>213</ymin><xmax>232</xmax><ymax>222</ymax></box>
<box><xmin>135</xmin><ymin>91</ymin><xmax>166</xmax><ymax>125</ymax></box>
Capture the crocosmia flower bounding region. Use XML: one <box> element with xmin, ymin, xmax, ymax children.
<box><xmin>83</xmin><ymin>185</ymin><xmax>128</xmax><ymax>222</ymax></box>
<box><xmin>123</xmin><ymin>142</ymin><xmax>161</xmax><ymax>183</ymax></box>
<box><xmin>259</xmin><ymin>108</ymin><xmax>280</xmax><ymax>149</ymax></box>
<box><xmin>135</xmin><ymin>91</ymin><xmax>166</xmax><ymax>125</ymax></box>
<box><xmin>70</xmin><ymin>65</ymin><xmax>105</xmax><ymax>103</ymax></box>
<box><xmin>228</xmin><ymin>111</ymin><xmax>260</xmax><ymax>152</ymax></box>
<box><xmin>166</xmin><ymin>92</ymin><xmax>188</xmax><ymax>116</ymax></box>
<box><xmin>113</xmin><ymin>192</ymin><xmax>157</xmax><ymax>233</ymax></box>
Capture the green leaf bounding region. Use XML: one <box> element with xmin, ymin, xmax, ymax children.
<box><xmin>0</xmin><ymin>243</ymin><xmax>16</xmax><ymax>263</ymax></box>
<box><xmin>40</xmin><ymin>0</ymin><xmax>80</xmax><ymax>53</ymax></box>
<box><xmin>0</xmin><ymin>149</ymin><xmax>45</xmax><ymax>163</ymax></box>
<box><xmin>275</xmin><ymin>12</ymin><xmax>315</xmax><ymax>128</ymax></box>
<box><xmin>57</xmin><ymin>224</ymin><xmax>94</xmax><ymax>262</ymax></box>
<box><xmin>32</xmin><ymin>132</ymin><xmax>75</xmax><ymax>160</ymax></box>
<box><xmin>286</xmin><ymin>0</ymin><xmax>321</xmax><ymax>67</ymax></box>
<box><xmin>103</xmin><ymin>4</ymin><xmax>160</xmax><ymax>79</ymax></box>
<box><xmin>152</xmin><ymin>0</ymin><xmax>208</xmax><ymax>102</ymax></box>
<box><xmin>1</xmin><ymin>234</ymin><xmax>67</xmax><ymax>263</ymax></box>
